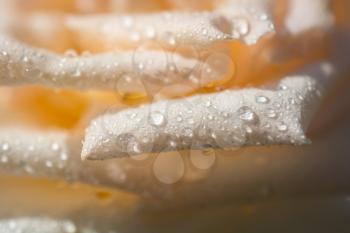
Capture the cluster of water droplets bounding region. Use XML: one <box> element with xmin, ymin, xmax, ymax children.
<box><xmin>0</xmin><ymin>132</ymin><xmax>70</xmax><ymax>178</ymax></box>
<box><xmin>97</xmin><ymin>84</ymin><xmax>306</xmax><ymax>184</ymax></box>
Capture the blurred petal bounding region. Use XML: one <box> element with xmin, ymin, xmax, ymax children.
<box><xmin>285</xmin><ymin>0</ymin><xmax>334</xmax><ymax>35</ymax></box>
<box><xmin>0</xmin><ymin>218</ymin><xmax>95</xmax><ymax>233</ymax></box>
<box><xmin>66</xmin><ymin>0</ymin><xmax>274</xmax><ymax>51</ymax></box>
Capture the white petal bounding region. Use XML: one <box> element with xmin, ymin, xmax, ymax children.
<box><xmin>0</xmin><ymin>34</ymin><xmax>215</xmax><ymax>93</ymax></box>
<box><xmin>82</xmin><ymin>62</ymin><xmax>335</xmax><ymax>160</ymax></box>
<box><xmin>66</xmin><ymin>0</ymin><xmax>274</xmax><ymax>48</ymax></box>
<box><xmin>0</xmin><ymin>218</ymin><xmax>94</xmax><ymax>233</ymax></box>
<box><xmin>0</xmin><ymin>128</ymin><xmax>75</xmax><ymax>179</ymax></box>
<box><xmin>285</xmin><ymin>0</ymin><xmax>334</xmax><ymax>35</ymax></box>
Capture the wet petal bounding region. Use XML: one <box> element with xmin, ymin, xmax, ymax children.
<box><xmin>0</xmin><ymin>218</ymin><xmax>95</xmax><ymax>233</ymax></box>
<box><xmin>0</xmin><ymin>128</ymin><xmax>76</xmax><ymax>179</ymax></box>
<box><xmin>82</xmin><ymin>62</ymin><xmax>335</xmax><ymax>160</ymax></box>
<box><xmin>0</xmin><ymin>35</ymin><xmax>219</xmax><ymax>95</ymax></box>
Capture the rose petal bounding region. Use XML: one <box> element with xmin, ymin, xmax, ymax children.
<box><xmin>65</xmin><ymin>0</ymin><xmax>274</xmax><ymax>51</ymax></box>
<box><xmin>0</xmin><ymin>34</ymin><xmax>220</xmax><ymax>94</ymax></box>
<box><xmin>0</xmin><ymin>128</ymin><xmax>75</xmax><ymax>179</ymax></box>
<box><xmin>81</xmin><ymin>62</ymin><xmax>335</xmax><ymax>160</ymax></box>
<box><xmin>0</xmin><ymin>218</ymin><xmax>94</xmax><ymax>233</ymax></box>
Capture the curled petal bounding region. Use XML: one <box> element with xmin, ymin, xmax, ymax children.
<box><xmin>65</xmin><ymin>0</ymin><xmax>274</xmax><ymax>51</ymax></box>
<box><xmin>82</xmin><ymin>62</ymin><xmax>335</xmax><ymax>160</ymax></box>
<box><xmin>0</xmin><ymin>35</ymin><xmax>217</xmax><ymax>93</ymax></box>
<box><xmin>216</xmin><ymin>0</ymin><xmax>275</xmax><ymax>45</ymax></box>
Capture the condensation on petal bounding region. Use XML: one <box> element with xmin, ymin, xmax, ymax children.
<box><xmin>0</xmin><ymin>128</ymin><xmax>74</xmax><ymax>179</ymax></box>
<box><xmin>0</xmin><ymin>35</ymin><xmax>224</xmax><ymax>97</ymax></box>
<box><xmin>217</xmin><ymin>0</ymin><xmax>275</xmax><ymax>45</ymax></box>
<box><xmin>82</xmin><ymin>62</ymin><xmax>335</xmax><ymax>160</ymax></box>
<box><xmin>65</xmin><ymin>0</ymin><xmax>274</xmax><ymax>50</ymax></box>
<box><xmin>0</xmin><ymin>218</ymin><xmax>95</xmax><ymax>233</ymax></box>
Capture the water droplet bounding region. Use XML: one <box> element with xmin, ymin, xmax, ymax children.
<box><xmin>169</xmin><ymin>140</ymin><xmax>177</xmax><ymax>148</ymax></box>
<box><xmin>176</xmin><ymin>116</ymin><xmax>183</xmax><ymax>122</ymax></box>
<box><xmin>245</xmin><ymin>126</ymin><xmax>253</xmax><ymax>134</ymax></box>
<box><xmin>45</xmin><ymin>161</ymin><xmax>53</xmax><ymax>168</ymax></box>
<box><xmin>279</xmin><ymin>85</ymin><xmax>288</xmax><ymax>91</ymax></box>
<box><xmin>60</xmin><ymin>152</ymin><xmax>68</xmax><ymax>161</ymax></box>
<box><xmin>188</xmin><ymin>74</ymin><xmax>199</xmax><ymax>84</ymax></box>
<box><xmin>266</xmin><ymin>109</ymin><xmax>277</xmax><ymax>118</ymax></box>
<box><xmin>129</xmin><ymin>113</ymin><xmax>137</xmax><ymax>119</ymax></box>
<box><xmin>62</xmin><ymin>222</ymin><xmax>77</xmax><ymax>233</ymax></box>
<box><xmin>51</xmin><ymin>143</ymin><xmax>60</xmax><ymax>151</ymax></box>
<box><xmin>289</xmin><ymin>98</ymin><xmax>296</xmax><ymax>105</ymax></box>
<box><xmin>259</xmin><ymin>13</ymin><xmax>268</xmax><ymax>21</ymax></box>
<box><xmin>1</xmin><ymin>143</ymin><xmax>9</xmax><ymax>151</ymax></box>
<box><xmin>149</xmin><ymin>112</ymin><xmax>166</xmax><ymax>127</ymax></box>
<box><xmin>183</xmin><ymin>128</ymin><xmax>193</xmax><ymax>137</ymax></box>
<box><xmin>164</xmin><ymin>33</ymin><xmax>176</xmax><ymax>46</ymax></box>
<box><xmin>238</xmin><ymin>106</ymin><xmax>258</xmax><ymax>123</ymax></box>
<box><xmin>23</xmin><ymin>56</ymin><xmax>29</xmax><ymax>63</ymax></box>
<box><xmin>127</xmin><ymin>141</ymin><xmax>141</xmax><ymax>155</ymax></box>
<box><xmin>256</xmin><ymin>95</ymin><xmax>270</xmax><ymax>104</ymax></box>
<box><xmin>121</xmin><ymin>16</ymin><xmax>134</xmax><ymax>28</ymax></box>
<box><xmin>277</xmin><ymin>123</ymin><xmax>288</xmax><ymax>132</ymax></box>
<box><xmin>28</xmin><ymin>145</ymin><xmax>35</xmax><ymax>151</ymax></box>
<box><xmin>205</xmin><ymin>100</ymin><xmax>212</xmax><ymax>107</ymax></box>
<box><xmin>145</xmin><ymin>26</ymin><xmax>156</xmax><ymax>39</ymax></box>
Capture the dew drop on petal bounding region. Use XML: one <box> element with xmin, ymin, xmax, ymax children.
<box><xmin>176</xmin><ymin>115</ymin><xmax>183</xmax><ymax>122</ymax></box>
<box><xmin>149</xmin><ymin>112</ymin><xmax>166</xmax><ymax>127</ymax></box>
<box><xmin>256</xmin><ymin>95</ymin><xmax>270</xmax><ymax>104</ymax></box>
<box><xmin>51</xmin><ymin>143</ymin><xmax>60</xmax><ymax>152</ymax></box>
<box><xmin>145</xmin><ymin>26</ymin><xmax>156</xmax><ymax>39</ymax></box>
<box><xmin>1</xmin><ymin>142</ymin><xmax>9</xmax><ymax>151</ymax></box>
<box><xmin>266</xmin><ymin>109</ymin><xmax>277</xmax><ymax>119</ymax></box>
<box><xmin>233</xmin><ymin>18</ymin><xmax>250</xmax><ymax>36</ymax></box>
<box><xmin>121</xmin><ymin>16</ymin><xmax>134</xmax><ymax>28</ymax></box>
<box><xmin>277</xmin><ymin>122</ymin><xmax>288</xmax><ymax>132</ymax></box>
<box><xmin>238</xmin><ymin>106</ymin><xmax>258</xmax><ymax>123</ymax></box>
